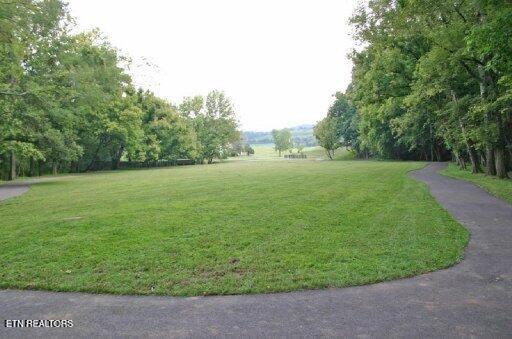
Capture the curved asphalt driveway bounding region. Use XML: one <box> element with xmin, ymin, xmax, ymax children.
<box><xmin>0</xmin><ymin>183</ymin><xmax>28</xmax><ymax>201</ymax></box>
<box><xmin>1</xmin><ymin>163</ymin><xmax>511</xmax><ymax>337</ymax></box>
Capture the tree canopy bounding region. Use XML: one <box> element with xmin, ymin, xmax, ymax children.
<box><xmin>271</xmin><ymin>128</ymin><xmax>293</xmax><ymax>156</ymax></box>
<box><xmin>315</xmin><ymin>0</ymin><xmax>512</xmax><ymax>178</ymax></box>
<box><xmin>0</xmin><ymin>0</ymin><xmax>240</xmax><ymax>179</ymax></box>
<box><xmin>313</xmin><ymin>117</ymin><xmax>341</xmax><ymax>160</ymax></box>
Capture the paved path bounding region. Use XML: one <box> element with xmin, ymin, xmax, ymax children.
<box><xmin>0</xmin><ymin>163</ymin><xmax>511</xmax><ymax>338</ymax></box>
<box><xmin>0</xmin><ymin>183</ymin><xmax>28</xmax><ymax>201</ymax></box>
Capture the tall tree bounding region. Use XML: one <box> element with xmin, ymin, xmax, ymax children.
<box><xmin>327</xmin><ymin>92</ymin><xmax>360</xmax><ymax>155</ymax></box>
<box><xmin>314</xmin><ymin>117</ymin><xmax>341</xmax><ymax>160</ymax></box>
<box><xmin>194</xmin><ymin>90</ymin><xmax>239</xmax><ymax>163</ymax></box>
<box><xmin>271</xmin><ymin>128</ymin><xmax>293</xmax><ymax>156</ymax></box>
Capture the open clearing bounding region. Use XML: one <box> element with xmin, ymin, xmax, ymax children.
<box><xmin>0</xmin><ymin>160</ymin><xmax>468</xmax><ymax>296</ymax></box>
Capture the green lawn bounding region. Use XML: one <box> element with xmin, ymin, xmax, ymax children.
<box><xmin>442</xmin><ymin>163</ymin><xmax>512</xmax><ymax>204</ymax></box>
<box><xmin>0</xmin><ymin>160</ymin><xmax>468</xmax><ymax>296</ymax></box>
<box><xmin>235</xmin><ymin>144</ymin><xmax>353</xmax><ymax>161</ymax></box>
<box><xmin>302</xmin><ymin>146</ymin><xmax>354</xmax><ymax>160</ymax></box>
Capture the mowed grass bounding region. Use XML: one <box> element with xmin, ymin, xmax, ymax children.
<box><xmin>0</xmin><ymin>161</ymin><xmax>468</xmax><ymax>296</ymax></box>
<box><xmin>302</xmin><ymin>146</ymin><xmax>354</xmax><ymax>160</ymax></box>
<box><xmin>442</xmin><ymin>163</ymin><xmax>512</xmax><ymax>204</ymax></box>
<box><xmin>235</xmin><ymin>144</ymin><xmax>353</xmax><ymax>161</ymax></box>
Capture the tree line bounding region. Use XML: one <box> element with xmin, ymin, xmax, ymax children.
<box><xmin>0</xmin><ymin>0</ymin><xmax>240</xmax><ymax>180</ymax></box>
<box><xmin>315</xmin><ymin>0</ymin><xmax>511</xmax><ymax>178</ymax></box>
<box><xmin>243</xmin><ymin>125</ymin><xmax>317</xmax><ymax>148</ymax></box>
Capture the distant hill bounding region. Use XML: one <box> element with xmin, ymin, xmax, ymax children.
<box><xmin>242</xmin><ymin>124</ymin><xmax>318</xmax><ymax>147</ymax></box>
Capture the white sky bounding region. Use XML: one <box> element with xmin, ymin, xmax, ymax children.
<box><xmin>66</xmin><ymin>0</ymin><xmax>357</xmax><ymax>131</ymax></box>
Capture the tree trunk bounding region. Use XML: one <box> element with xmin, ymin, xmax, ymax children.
<box><xmin>477</xmin><ymin>59</ymin><xmax>500</xmax><ymax>176</ymax></box>
<box><xmin>327</xmin><ymin>150</ymin><xmax>333</xmax><ymax>160</ymax></box>
<box><xmin>458</xmin><ymin>156</ymin><xmax>466</xmax><ymax>170</ymax></box>
<box><xmin>468</xmin><ymin>148</ymin><xmax>480</xmax><ymax>174</ymax></box>
<box><xmin>429</xmin><ymin>124</ymin><xmax>434</xmax><ymax>161</ymax></box>
<box><xmin>9</xmin><ymin>151</ymin><xmax>16</xmax><ymax>181</ymax></box>
<box><xmin>508</xmin><ymin>149</ymin><xmax>512</xmax><ymax>172</ymax></box>
<box><xmin>485</xmin><ymin>146</ymin><xmax>496</xmax><ymax>176</ymax></box>
<box><xmin>458</xmin><ymin>120</ymin><xmax>480</xmax><ymax>173</ymax></box>
<box><xmin>454</xmin><ymin>151</ymin><xmax>466</xmax><ymax>170</ymax></box>
<box><xmin>52</xmin><ymin>161</ymin><xmax>58</xmax><ymax>175</ymax></box>
<box><xmin>111</xmin><ymin>146</ymin><xmax>124</xmax><ymax>170</ymax></box>
<box><xmin>85</xmin><ymin>140</ymin><xmax>104</xmax><ymax>171</ymax></box>
<box><xmin>29</xmin><ymin>158</ymin><xmax>36</xmax><ymax>177</ymax></box>
<box><xmin>495</xmin><ymin>147</ymin><xmax>509</xmax><ymax>179</ymax></box>
<box><xmin>479</xmin><ymin>151</ymin><xmax>486</xmax><ymax>169</ymax></box>
<box><xmin>453</xmin><ymin>91</ymin><xmax>480</xmax><ymax>172</ymax></box>
<box><xmin>112</xmin><ymin>155</ymin><xmax>121</xmax><ymax>170</ymax></box>
<box><xmin>70</xmin><ymin>161</ymin><xmax>79</xmax><ymax>173</ymax></box>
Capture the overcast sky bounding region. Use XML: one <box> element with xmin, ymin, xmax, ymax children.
<box><xmin>67</xmin><ymin>0</ymin><xmax>357</xmax><ymax>131</ymax></box>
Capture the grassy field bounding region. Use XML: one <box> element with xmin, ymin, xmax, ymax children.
<box><xmin>442</xmin><ymin>163</ymin><xmax>512</xmax><ymax>204</ymax></box>
<box><xmin>0</xmin><ymin>160</ymin><xmax>468</xmax><ymax>296</ymax></box>
<box><xmin>235</xmin><ymin>144</ymin><xmax>353</xmax><ymax>161</ymax></box>
<box><xmin>302</xmin><ymin>146</ymin><xmax>354</xmax><ymax>160</ymax></box>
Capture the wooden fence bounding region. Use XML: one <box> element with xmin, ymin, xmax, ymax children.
<box><xmin>284</xmin><ymin>154</ymin><xmax>307</xmax><ymax>159</ymax></box>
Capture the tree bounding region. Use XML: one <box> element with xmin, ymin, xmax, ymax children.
<box><xmin>0</xmin><ymin>0</ymin><xmax>68</xmax><ymax>179</ymax></box>
<box><xmin>178</xmin><ymin>96</ymin><xmax>203</xmax><ymax>118</ymax></box>
<box><xmin>271</xmin><ymin>128</ymin><xmax>293</xmax><ymax>156</ymax></box>
<box><xmin>0</xmin><ymin>0</ymin><xmax>239</xmax><ymax>179</ymax></box>
<box><xmin>244</xmin><ymin>144</ymin><xmax>255</xmax><ymax>156</ymax></box>
<box><xmin>327</xmin><ymin>92</ymin><xmax>360</xmax><ymax>155</ymax></box>
<box><xmin>136</xmin><ymin>90</ymin><xmax>198</xmax><ymax>163</ymax></box>
<box><xmin>314</xmin><ymin>117</ymin><xmax>341</xmax><ymax>160</ymax></box>
<box><xmin>194</xmin><ymin>90</ymin><xmax>239</xmax><ymax>163</ymax></box>
<box><xmin>228</xmin><ymin>140</ymin><xmax>244</xmax><ymax>156</ymax></box>
<box><xmin>338</xmin><ymin>0</ymin><xmax>511</xmax><ymax>178</ymax></box>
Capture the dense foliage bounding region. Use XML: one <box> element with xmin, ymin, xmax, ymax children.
<box><xmin>313</xmin><ymin>117</ymin><xmax>341</xmax><ymax>159</ymax></box>
<box><xmin>0</xmin><ymin>0</ymin><xmax>239</xmax><ymax>180</ymax></box>
<box><xmin>316</xmin><ymin>0</ymin><xmax>512</xmax><ymax>178</ymax></box>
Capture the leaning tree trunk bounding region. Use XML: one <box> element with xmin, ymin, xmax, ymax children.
<box><xmin>454</xmin><ymin>150</ymin><xmax>466</xmax><ymax>170</ymax></box>
<box><xmin>495</xmin><ymin>147</ymin><xmax>509</xmax><ymax>179</ymax></box>
<box><xmin>458</xmin><ymin>156</ymin><xmax>466</xmax><ymax>170</ymax></box>
<box><xmin>327</xmin><ymin>150</ymin><xmax>333</xmax><ymax>160</ymax></box>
